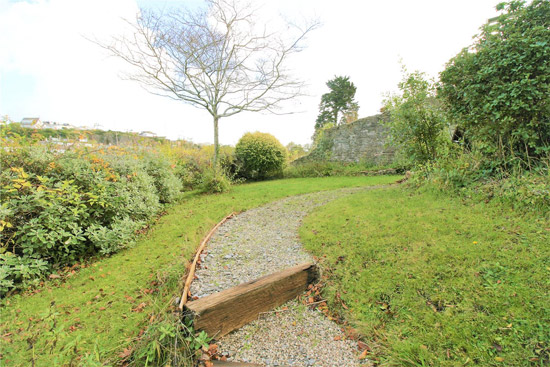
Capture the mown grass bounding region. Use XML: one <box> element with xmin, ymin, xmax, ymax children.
<box><xmin>0</xmin><ymin>176</ymin><xmax>400</xmax><ymax>366</ymax></box>
<box><xmin>300</xmin><ymin>186</ymin><xmax>549</xmax><ymax>367</ymax></box>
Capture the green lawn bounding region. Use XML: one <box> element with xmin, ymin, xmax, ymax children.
<box><xmin>0</xmin><ymin>176</ymin><xmax>400</xmax><ymax>366</ymax></box>
<box><xmin>300</xmin><ymin>186</ymin><xmax>549</xmax><ymax>366</ymax></box>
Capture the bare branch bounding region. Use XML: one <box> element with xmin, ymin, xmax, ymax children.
<box><xmin>93</xmin><ymin>0</ymin><xmax>319</xmax><ymax>167</ymax></box>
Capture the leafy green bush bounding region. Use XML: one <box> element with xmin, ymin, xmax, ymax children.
<box><xmin>0</xmin><ymin>254</ymin><xmax>49</xmax><ymax>296</ymax></box>
<box><xmin>142</xmin><ymin>153</ymin><xmax>183</xmax><ymax>203</ymax></box>
<box><xmin>438</xmin><ymin>0</ymin><xmax>550</xmax><ymax>160</ymax></box>
<box><xmin>0</xmin><ymin>146</ymin><xmax>185</xmax><ymax>294</ymax></box>
<box><xmin>170</xmin><ymin>145</ymin><xmax>236</xmax><ymax>189</ymax></box>
<box><xmin>198</xmin><ymin>171</ymin><xmax>231</xmax><ymax>194</ymax></box>
<box><xmin>235</xmin><ymin>132</ymin><xmax>287</xmax><ymax>180</ymax></box>
<box><xmin>382</xmin><ymin>67</ymin><xmax>449</xmax><ymax>164</ymax></box>
<box><xmin>86</xmin><ymin>217</ymin><xmax>142</xmax><ymax>255</ymax></box>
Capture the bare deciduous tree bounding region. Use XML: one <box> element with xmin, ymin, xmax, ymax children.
<box><xmin>101</xmin><ymin>0</ymin><xmax>318</xmax><ymax>169</ymax></box>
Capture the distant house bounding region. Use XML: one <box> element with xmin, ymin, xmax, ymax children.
<box><xmin>59</xmin><ymin>123</ymin><xmax>75</xmax><ymax>129</ymax></box>
<box><xmin>20</xmin><ymin>117</ymin><xmax>44</xmax><ymax>129</ymax></box>
<box><xmin>139</xmin><ymin>131</ymin><xmax>157</xmax><ymax>138</ymax></box>
<box><xmin>42</xmin><ymin>121</ymin><xmax>66</xmax><ymax>130</ymax></box>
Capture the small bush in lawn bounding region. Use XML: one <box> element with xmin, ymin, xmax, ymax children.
<box><xmin>198</xmin><ymin>171</ymin><xmax>230</xmax><ymax>194</ymax></box>
<box><xmin>235</xmin><ymin>132</ymin><xmax>287</xmax><ymax>180</ymax></box>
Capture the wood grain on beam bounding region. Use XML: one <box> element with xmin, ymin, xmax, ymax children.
<box><xmin>185</xmin><ymin>262</ymin><xmax>318</xmax><ymax>338</ymax></box>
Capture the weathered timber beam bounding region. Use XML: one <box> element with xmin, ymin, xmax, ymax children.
<box><xmin>184</xmin><ymin>262</ymin><xmax>319</xmax><ymax>338</ymax></box>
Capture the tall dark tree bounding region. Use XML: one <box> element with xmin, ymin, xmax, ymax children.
<box><xmin>315</xmin><ymin>76</ymin><xmax>359</xmax><ymax>131</ymax></box>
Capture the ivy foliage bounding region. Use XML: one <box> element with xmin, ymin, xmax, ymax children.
<box><xmin>438</xmin><ymin>0</ymin><xmax>550</xmax><ymax>160</ymax></box>
<box><xmin>235</xmin><ymin>132</ymin><xmax>287</xmax><ymax>180</ymax></box>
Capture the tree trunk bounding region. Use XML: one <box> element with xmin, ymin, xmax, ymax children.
<box><xmin>213</xmin><ymin>116</ymin><xmax>220</xmax><ymax>172</ymax></box>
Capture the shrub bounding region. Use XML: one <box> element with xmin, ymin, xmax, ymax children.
<box><xmin>438</xmin><ymin>0</ymin><xmax>550</xmax><ymax>160</ymax></box>
<box><xmin>169</xmin><ymin>145</ymin><xmax>236</xmax><ymax>190</ymax></box>
<box><xmin>86</xmin><ymin>217</ymin><xmax>142</xmax><ymax>255</ymax></box>
<box><xmin>198</xmin><ymin>171</ymin><xmax>230</xmax><ymax>194</ymax></box>
<box><xmin>382</xmin><ymin>67</ymin><xmax>449</xmax><ymax>164</ymax></box>
<box><xmin>235</xmin><ymin>132</ymin><xmax>287</xmax><ymax>180</ymax></box>
<box><xmin>0</xmin><ymin>253</ymin><xmax>49</xmax><ymax>296</ymax></box>
<box><xmin>103</xmin><ymin>154</ymin><xmax>161</xmax><ymax>221</ymax></box>
<box><xmin>142</xmin><ymin>153</ymin><xmax>183</xmax><ymax>203</ymax></box>
<box><xmin>0</xmin><ymin>145</ymin><xmax>184</xmax><ymax>294</ymax></box>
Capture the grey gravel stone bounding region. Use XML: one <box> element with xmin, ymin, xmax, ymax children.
<box><xmin>190</xmin><ymin>188</ymin><xmax>379</xmax><ymax>366</ymax></box>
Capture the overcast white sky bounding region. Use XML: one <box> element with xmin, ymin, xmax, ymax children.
<box><xmin>0</xmin><ymin>0</ymin><xmax>502</xmax><ymax>145</ymax></box>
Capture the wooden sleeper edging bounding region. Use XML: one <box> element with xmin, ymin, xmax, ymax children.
<box><xmin>184</xmin><ymin>262</ymin><xmax>319</xmax><ymax>338</ymax></box>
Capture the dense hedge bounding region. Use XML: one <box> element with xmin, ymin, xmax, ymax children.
<box><xmin>438</xmin><ymin>0</ymin><xmax>550</xmax><ymax>160</ymax></box>
<box><xmin>0</xmin><ymin>146</ymin><xmax>183</xmax><ymax>295</ymax></box>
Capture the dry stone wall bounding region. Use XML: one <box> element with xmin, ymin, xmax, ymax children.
<box><xmin>297</xmin><ymin>114</ymin><xmax>394</xmax><ymax>164</ymax></box>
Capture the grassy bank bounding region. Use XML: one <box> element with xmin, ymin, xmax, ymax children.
<box><xmin>300</xmin><ymin>186</ymin><xmax>549</xmax><ymax>366</ymax></box>
<box><xmin>0</xmin><ymin>175</ymin><xmax>400</xmax><ymax>366</ymax></box>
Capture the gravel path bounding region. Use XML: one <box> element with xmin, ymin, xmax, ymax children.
<box><xmin>190</xmin><ymin>187</ymin><xmax>376</xmax><ymax>367</ymax></box>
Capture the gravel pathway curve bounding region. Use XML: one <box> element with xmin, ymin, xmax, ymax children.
<box><xmin>190</xmin><ymin>187</ymin><xmax>377</xmax><ymax>367</ymax></box>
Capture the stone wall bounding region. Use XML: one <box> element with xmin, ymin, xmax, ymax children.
<box><xmin>296</xmin><ymin>114</ymin><xmax>394</xmax><ymax>164</ymax></box>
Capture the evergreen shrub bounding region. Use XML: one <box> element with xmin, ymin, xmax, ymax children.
<box><xmin>235</xmin><ymin>132</ymin><xmax>287</xmax><ymax>180</ymax></box>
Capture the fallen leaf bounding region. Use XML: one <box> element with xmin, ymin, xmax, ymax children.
<box><xmin>49</xmin><ymin>274</ymin><xmax>61</xmax><ymax>279</ymax></box>
<box><xmin>357</xmin><ymin>341</ymin><xmax>370</xmax><ymax>351</ymax></box>
<box><xmin>359</xmin><ymin>350</ymin><xmax>369</xmax><ymax>360</ymax></box>
<box><xmin>208</xmin><ymin>344</ymin><xmax>218</xmax><ymax>353</ymax></box>
<box><xmin>495</xmin><ymin>356</ymin><xmax>504</xmax><ymax>362</ymax></box>
<box><xmin>334</xmin><ymin>335</ymin><xmax>342</xmax><ymax>341</ymax></box>
<box><xmin>118</xmin><ymin>347</ymin><xmax>133</xmax><ymax>360</ymax></box>
<box><xmin>132</xmin><ymin>303</ymin><xmax>147</xmax><ymax>312</ymax></box>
